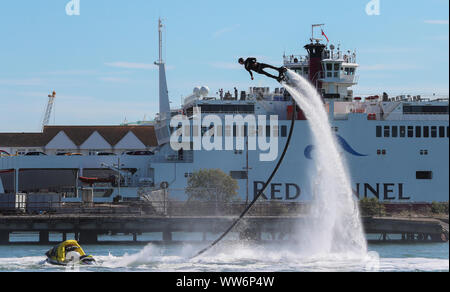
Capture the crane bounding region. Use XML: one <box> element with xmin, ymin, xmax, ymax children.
<box><xmin>42</xmin><ymin>90</ymin><xmax>56</xmax><ymax>130</ymax></box>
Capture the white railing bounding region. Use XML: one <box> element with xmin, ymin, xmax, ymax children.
<box><xmin>283</xmin><ymin>55</ymin><xmax>309</xmax><ymax>66</ymax></box>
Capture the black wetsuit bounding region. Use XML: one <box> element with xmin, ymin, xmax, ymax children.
<box><xmin>244</xmin><ymin>58</ymin><xmax>285</xmax><ymax>81</ymax></box>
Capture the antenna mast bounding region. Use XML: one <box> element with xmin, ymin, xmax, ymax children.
<box><xmin>154</xmin><ymin>18</ymin><xmax>171</xmax><ymax>117</ymax></box>
<box><xmin>158</xmin><ymin>18</ymin><xmax>164</xmax><ymax>64</ymax></box>
<box><xmin>311</xmin><ymin>24</ymin><xmax>325</xmax><ymax>43</ymax></box>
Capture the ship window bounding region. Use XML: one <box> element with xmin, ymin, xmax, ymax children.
<box><xmin>334</xmin><ymin>72</ymin><xmax>339</xmax><ymax>78</ymax></box>
<box><xmin>217</xmin><ymin>125</ymin><xmax>223</xmax><ymax>137</ymax></box>
<box><xmin>403</xmin><ymin>105</ymin><xmax>449</xmax><ymax>115</ymax></box>
<box><xmin>384</xmin><ymin>126</ymin><xmax>390</xmax><ymax>138</ymax></box>
<box><xmin>334</xmin><ymin>63</ymin><xmax>340</xmax><ymax>71</ymax></box>
<box><xmin>431</xmin><ymin>126</ymin><xmax>437</xmax><ymax>138</ymax></box>
<box><xmin>420</xmin><ymin>150</ymin><xmax>429</xmax><ymax>156</ymax></box>
<box><xmin>423</xmin><ymin>126</ymin><xmax>429</xmax><ymax>138</ymax></box>
<box><xmin>201</xmin><ymin>127</ymin><xmax>208</xmax><ymax>136</ymax></box>
<box><xmin>225</xmin><ymin>125</ymin><xmax>231</xmax><ymax>137</ymax></box>
<box><xmin>327</xmin><ymin>72</ymin><xmax>332</xmax><ymax>78</ymax></box>
<box><xmin>273</xmin><ymin>126</ymin><xmax>279</xmax><ymax>137</ymax></box>
<box><xmin>439</xmin><ymin>126</ymin><xmax>445</xmax><ymax>138</ymax></box>
<box><xmin>377</xmin><ymin>149</ymin><xmax>387</xmax><ymax>156</ymax></box>
<box><xmin>400</xmin><ymin>126</ymin><xmax>406</xmax><ymax>137</ymax></box>
<box><xmin>326</xmin><ymin>63</ymin><xmax>332</xmax><ymax>71</ymax></box>
<box><xmin>281</xmin><ymin>126</ymin><xmax>287</xmax><ymax>137</ymax></box>
<box><xmin>447</xmin><ymin>126</ymin><xmax>449</xmax><ymax>138</ymax></box>
<box><xmin>248</xmin><ymin>125</ymin><xmax>256</xmax><ymax>137</ymax></box>
<box><xmin>89</xmin><ymin>150</ymin><xmax>101</xmax><ymax>156</ymax></box>
<box><xmin>407</xmin><ymin>126</ymin><xmax>414</xmax><ymax>138</ymax></box>
<box><xmin>392</xmin><ymin>126</ymin><xmax>398</xmax><ymax>137</ymax></box>
<box><xmin>199</xmin><ymin>104</ymin><xmax>255</xmax><ymax>114</ymax></box>
<box><xmin>230</xmin><ymin>171</ymin><xmax>248</xmax><ymax>180</ymax></box>
<box><xmin>416</xmin><ymin>126</ymin><xmax>422</xmax><ymax>138</ymax></box>
<box><xmin>376</xmin><ymin>126</ymin><xmax>382</xmax><ymax>137</ymax></box>
<box><xmin>416</xmin><ymin>171</ymin><xmax>433</xmax><ymax>180</ymax></box>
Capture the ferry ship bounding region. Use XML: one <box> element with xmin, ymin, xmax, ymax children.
<box><xmin>0</xmin><ymin>22</ymin><xmax>448</xmax><ymax>204</ymax></box>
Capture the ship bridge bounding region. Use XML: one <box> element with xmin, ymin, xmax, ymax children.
<box><xmin>284</xmin><ymin>25</ymin><xmax>359</xmax><ymax>101</ymax></box>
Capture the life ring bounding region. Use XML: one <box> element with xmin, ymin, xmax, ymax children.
<box><xmin>160</xmin><ymin>182</ymin><xmax>169</xmax><ymax>189</ymax></box>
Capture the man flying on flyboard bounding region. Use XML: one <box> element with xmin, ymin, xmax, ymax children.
<box><xmin>239</xmin><ymin>57</ymin><xmax>287</xmax><ymax>82</ymax></box>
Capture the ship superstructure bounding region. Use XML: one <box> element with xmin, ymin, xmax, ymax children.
<box><xmin>1</xmin><ymin>23</ymin><xmax>448</xmax><ymax>204</ymax></box>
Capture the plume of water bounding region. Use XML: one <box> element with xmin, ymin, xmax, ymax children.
<box><xmin>282</xmin><ymin>70</ymin><xmax>367</xmax><ymax>255</ymax></box>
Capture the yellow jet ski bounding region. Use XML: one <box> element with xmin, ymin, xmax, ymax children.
<box><xmin>45</xmin><ymin>240</ymin><xmax>96</xmax><ymax>266</ymax></box>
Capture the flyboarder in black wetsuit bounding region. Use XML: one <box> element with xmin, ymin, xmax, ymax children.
<box><xmin>239</xmin><ymin>57</ymin><xmax>287</xmax><ymax>82</ymax></box>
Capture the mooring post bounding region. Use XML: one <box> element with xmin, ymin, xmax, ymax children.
<box><xmin>14</xmin><ymin>168</ymin><xmax>19</xmax><ymax>194</ymax></box>
<box><xmin>163</xmin><ymin>229</ymin><xmax>172</xmax><ymax>242</ymax></box>
<box><xmin>39</xmin><ymin>231</ymin><xmax>50</xmax><ymax>244</ymax></box>
<box><xmin>79</xmin><ymin>231</ymin><xmax>98</xmax><ymax>244</ymax></box>
<box><xmin>0</xmin><ymin>231</ymin><xmax>9</xmax><ymax>244</ymax></box>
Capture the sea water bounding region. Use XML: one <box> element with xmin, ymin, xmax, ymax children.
<box><xmin>0</xmin><ymin>235</ymin><xmax>448</xmax><ymax>272</ymax></box>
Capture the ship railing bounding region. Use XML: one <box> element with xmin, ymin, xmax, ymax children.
<box><xmin>373</xmin><ymin>112</ymin><xmax>449</xmax><ymax>121</ymax></box>
<box><xmin>283</xmin><ymin>55</ymin><xmax>309</xmax><ymax>66</ymax></box>
<box><xmin>333</xmin><ymin>113</ymin><xmax>349</xmax><ymax>120</ymax></box>
<box><xmin>0</xmin><ymin>200</ymin><xmax>308</xmax><ymax>217</ymax></box>
<box><xmin>320</xmin><ymin>74</ymin><xmax>359</xmax><ymax>84</ymax></box>
<box><xmin>341</xmin><ymin>74</ymin><xmax>359</xmax><ymax>84</ymax></box>
<box><xmin>323</xmin><ymin>51</ymin><xmax>357</xmax><ymax>64</ymax></box>
<box><xmin>151</xmin><ymin>151</ymin><xmax>194</xmax><ymax>163</ymax></box>
<box><xmin>2</xmin><ymin>200</ymin><xmax>445</xmax><ymax>218</ymax></box>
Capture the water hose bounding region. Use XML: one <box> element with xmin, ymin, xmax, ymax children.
<box><xmin>190</xmin><ymin>98</ymin><xmax>297</xmax><ymax>259</ymax></box>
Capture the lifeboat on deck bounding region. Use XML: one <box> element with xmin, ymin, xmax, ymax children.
<box><xmin>79</xmin><ymin>176</ymin><xmax>115</xmax><ymax>185</ymax></box>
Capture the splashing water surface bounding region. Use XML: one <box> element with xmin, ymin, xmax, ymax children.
<box><xmin>282</xmin><ymin>70</ymin><xmax>368</xmax><ymax>256</ymax></box>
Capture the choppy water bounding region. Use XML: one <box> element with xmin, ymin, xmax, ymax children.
<box><xmin>0</xmin><ymin>238</ymin><xmax>448</xmax><ymax>272</ymax></box>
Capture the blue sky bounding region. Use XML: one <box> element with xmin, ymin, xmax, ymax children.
<box><xmin>0</xmin><ymin>0</ymin><xmax>448</xmax><ymax>132</ymax></box>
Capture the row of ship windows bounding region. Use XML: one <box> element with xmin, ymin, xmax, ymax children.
<box><xmin>376</xmin><ymin>126</ymin><xmax>449</xmax><ymax>138</ymax></box>
<box><xmin>187</xmin><ymin>171</ymin><xmax>433</xmax><ymax>180</ymax></box>
<box><xmin>173</xmin><ymin>125</ymin><xmax>290</xmax><ymax>138</ymax></box>
<box><xmin>377</xmin><ymin>149</ymin><xmax>430</xmax><ymax>156</ymax></box>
